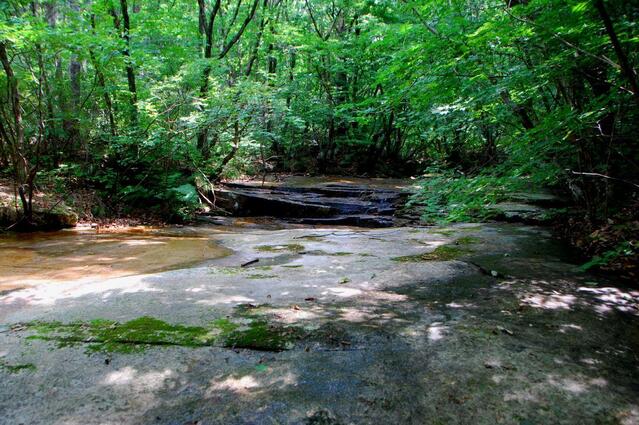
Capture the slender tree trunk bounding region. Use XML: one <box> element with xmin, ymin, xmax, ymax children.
<box><xmin>0</xmin><ymin>41</ymin><xmax>32</xmax><ymax>221</ymax></box>
<box><xmin>111</xmin><ymin>0</ymin><xmax>138</xmax><ymax>127</ymax></box>
<box><xmin>286</xmin><ymin>49</ymin><xmax>295</xmax><ymax>108</ymax></box>
<box><xmin>196</xmin><ymin>0</ymin><xmax>258</xmax><ymax>156</ymax></box>
<box><xmin>215</xmin><ymin>121</ymin><xmax>241</xmax><ymax>179</ymax></box>
<box><xmin>196</xmin><ymin>0</ymin><xmax>221</xmax><ymax>155</ymax></box>
<box><xmin>245</xmin><ymin>0</ymin><xmax>269</xmax><ymax>77</ymax></box>
<box><xmin>499</xmin><ymin>89</ymin><xmax>535</xmax><ymax>130</ymax></box>
<box><xmin>594</xmin><ymin>0</ymin><xmax>639</xmax><ymax>100</ymax></box>
<box><xmin>266</xmin><ymin>25</ymin><xmax>277</xmax><ymax>151</ymax></box>
<box><xmin>120</xmin><ymin>0</ymin><xmax>138</xmax><ymax>126</ymax></box>
<box><xmin>90</xmin><ymin>14</ymin><xmax>117</xmax><ymax>136</ymax></box>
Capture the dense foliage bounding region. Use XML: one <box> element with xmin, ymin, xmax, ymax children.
<box><xmin>0</xmin><ymin>0</ymin><xmax>637</xmax><ymax>231</ymax></box>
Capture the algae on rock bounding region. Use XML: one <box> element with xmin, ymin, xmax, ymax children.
<box><xmin>23</xmin><ymin>316</ymin><xmax>300</xmax><ymax>353</ymax></box>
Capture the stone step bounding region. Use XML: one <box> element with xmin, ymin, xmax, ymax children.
<box><xmin>297</xmin><ymin>215</ymin><xmax>395</xmax><ymax>227</ymax></box>
<box><xmin>206</xmin><ymin>181</ymin><xmax>408</xmax><ymax>227</ymax></box>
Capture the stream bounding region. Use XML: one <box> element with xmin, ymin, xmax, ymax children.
<box><xmin>0</xmin><ymin>177</ymin><xmax>638</xmax><ymax>425</ymax></box>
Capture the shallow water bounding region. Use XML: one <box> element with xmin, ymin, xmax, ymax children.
<box><xmin>0</xmin><ymin>226</ymin><xmax>231</xmax><ymax>292</ymax></box>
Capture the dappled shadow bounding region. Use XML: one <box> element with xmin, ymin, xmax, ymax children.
<box><xmin>498</xmin><ymin>277</ymin><xmax>639</xmax><ymax>316</ymax></box>
<box><xmin>1</xmin><ymin>223</ymin><xmax>639</xmax><ymax>423</ymax></box>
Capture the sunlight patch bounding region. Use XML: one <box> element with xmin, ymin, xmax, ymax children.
<box><xmin>209</xmin><ymin>375</ymin><xmax>260</xmax><ymax>395</ymax></box>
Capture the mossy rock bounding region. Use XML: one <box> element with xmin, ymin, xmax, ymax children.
<box><xmin>0</xmin><ymin>361</ymin><xmax>36</xmax><ymax>374</ymax></box>
<box><xmin>23</xmin><ymin>316</ymin><xmax>299</xmax><ymax>354</ymax></box>
<box><xmin>247</xmin><ymin>274</ymin><xmax>278</xmax><ymax>279</ymax></box>
<box><xmin>255</xmin><ymin>244</ymin><xmax>305</xmax><ymax>253</ymax></box>
<box><xmin>27</xmin><ymin>317</ymin><xmax>216</xmax><ymax>353</ymax></box>
<box><xmin>35</xmin><ymin>208</ymin><xmax>78</xmax><ymax>228</ymax></box>
<box><xmin>392</xmin><ymin>244</ymin><xmax>470</xmax><ymax>262</ymax></box>
<box><xmin>224</xmin><ymin>321</ymin><xmax>298</xmax><ymax>351</ymax></box>
<box><xmin>454</xmin><ymin>236</ymin><xmax>481</xmax><ymax>245</ymax></box>
<box><xmin>304</xmin><ymin>250</ymin><xmax>353</xmax><ymax>256</ymax></box>
<box><xmin>0</xmin><ymin>203</ymin><xmax>77</xmax><ymax>230</ymax></box>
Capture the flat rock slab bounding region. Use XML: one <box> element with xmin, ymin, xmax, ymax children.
<box><xmin>0</xmin><ymin>223</ymin><xmax>638</xmax><ymax>424</ymax></box>
<box><xmin>488</xmin><ymin>202</ymin><xmax>552</xmax><ymax>224</ymax></box>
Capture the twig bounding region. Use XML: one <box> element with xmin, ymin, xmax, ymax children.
<box><xmin>570</xmin><ymin>170</ymin><xmax>639</xmax><ymax>190</ymax></box>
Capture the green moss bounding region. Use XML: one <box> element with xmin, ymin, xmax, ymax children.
<box><xmin>247</xmin><ymin>274</ymin><xmax>278</xmax><ymax>279</ymax></box>
<box><xmin>208</xmin><ymin>266</ymin><xmax>242</xmax><ymax>275</ymax></box>
<box><xmin>304</xmin><ymin>250</ymin><xmax>353</xmax><ymax>256</ymax></box>
<box><xmin>455</xmin><ymin>236</ymin><xmax>481</xmax><ymax>245</ymax></box>
<box><xmin>224</xmin><ymin>321</ymin><xmax>298</xmax><ymax>351</ymax></box>
<box><xmin>27</xmin><ymin>317</ymin><xmax>215</xmax><ymax>353</ymax></box>
<box><xmin>211</xmin><ymin>318</ymin><xmax>240</xmax><ymax>333</ymax></box>
<box><xmin>22</xmin><ymin>313</ymin><xmax>302</xmax><ymax>354</ymax></box>
<box><xmin>392</xmin><ymin>244</ymin><xmax>470</xmax><ymax>262</ymax></box>
<box><xmin>431</xmin><ymin>229</ymin><xmax>456</xmax><ymax>236</ymax></box>
<box><xmin>282</xmin><ymin>265</ymin><xmax>303</xmax><ymax>268</ymax></box>
<box><xmin>0</xmin><ymin>361</ymin><xmax>36</xmax><ymax>373</ymax></box>
<box><xmin>255</xmin><ymin>244</ymin><xmax>305</xmax><ymax>253</ymax></box>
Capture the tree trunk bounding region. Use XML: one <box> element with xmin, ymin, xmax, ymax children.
<box><xmin>196</xmin><ymin>0</ymin><xmax>258</xmax><ymax>156</ymax></box>
<box><xmin>0</xmin><ymin>41</ymin><xmax>33</xmax><ymax>222</ymax></box>
<box><xmin>111</xmin><ymin>0</ymin><xmax>138</xmax><ymax>127</ymax></box>
<box><xmin>90</xmin><ymin>14</ymin><xmax>117</xmax><ymax>136</ymax></box>
<box><xmin>245</xmin><ymin>0</ymin><xmax>269</xmax><ymax>77</ymax></box>
<box><xmin>196</xmin><ymin>0</ymin><xmax>222</xmax><ymax>155</ymax></box>
<box><xmin>120</xmin><ymin>0</ymin><xmax>138</xmax><ymax>127</ymax></box>
<box><xmin>594</xmin><ymin>0</ymin><xmax>639</xmax><ymax>100</ymax></box>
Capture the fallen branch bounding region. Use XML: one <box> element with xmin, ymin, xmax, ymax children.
<box><xmin>197</xmin><ymin>188</ymin><xmax>231</xmax><ymax>215</ymax></box>
<box><xmin>570</xmin><ymin>170</ymin><xmax>639</xmax><ymax>190</ymax></box>
<box><xmin>241</xmin><ymin>259</ymin><xmax>259</xmax><ymax>267</ymax></box>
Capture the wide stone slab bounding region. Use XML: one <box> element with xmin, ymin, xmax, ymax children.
<box><xmin>0</xmin><ymin>223</ymin><xmax>637</xmax><ymax>424</ymax></box>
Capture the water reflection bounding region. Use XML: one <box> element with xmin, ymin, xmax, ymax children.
<box><xmin>0</xmin><ymin>226</ymin><xmax>230</xmax><ymax>291</ymax></box>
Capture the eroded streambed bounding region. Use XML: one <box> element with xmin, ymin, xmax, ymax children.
<box><xmin>1</xmin><ymin>212</ymin><xmax>638</xmax><ymax>423</ymax></box>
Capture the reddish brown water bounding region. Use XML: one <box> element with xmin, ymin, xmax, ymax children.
<box><xmin>0</xmin><ymin>226</ymin><xmax>230</xmax><ymax>292</ymax></box>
